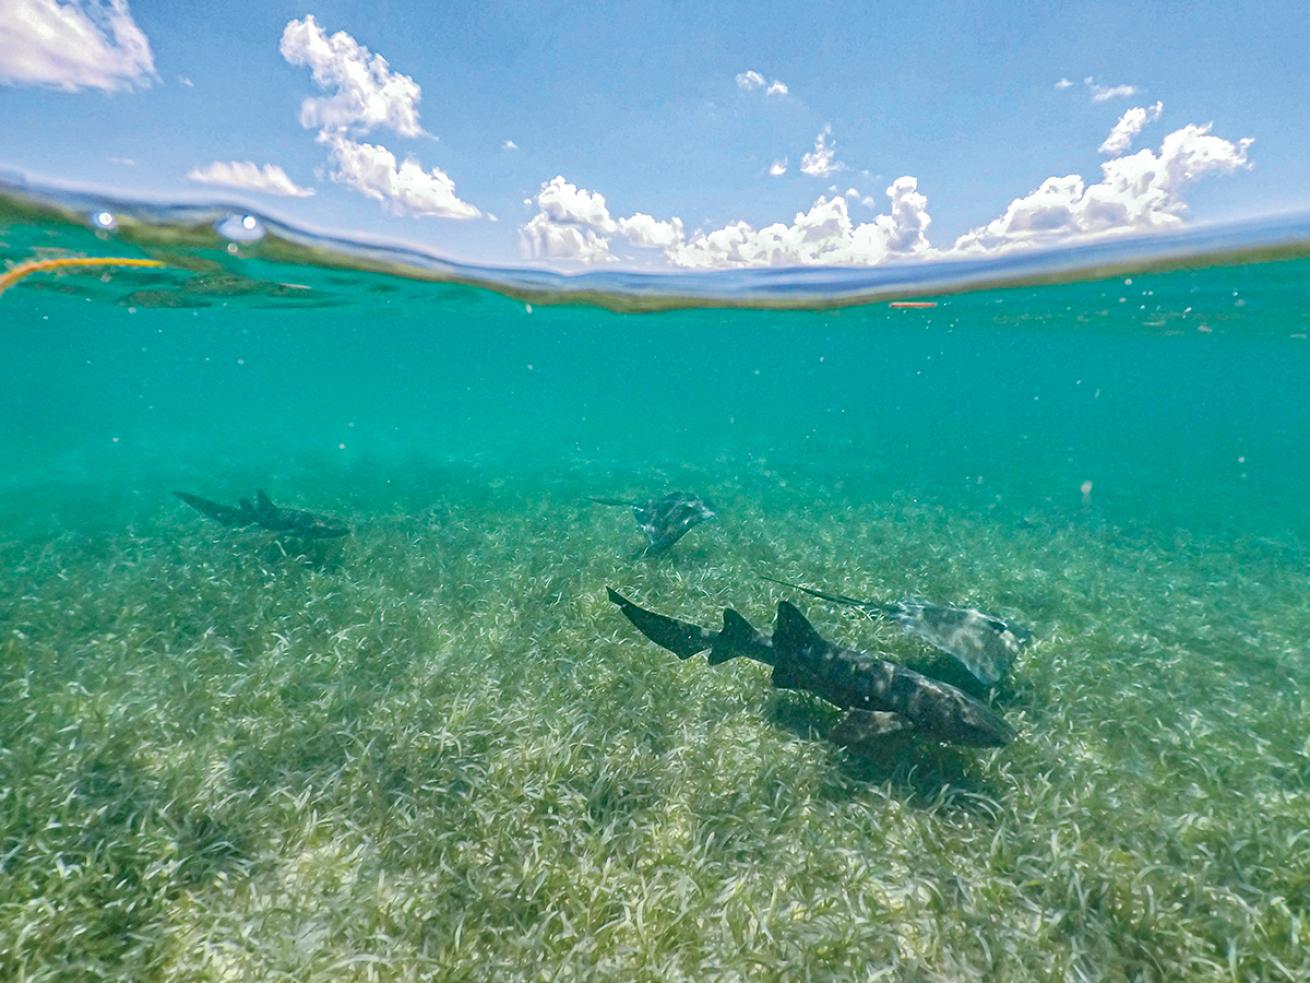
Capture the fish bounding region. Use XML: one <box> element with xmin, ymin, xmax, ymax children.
<box><xmin>770</xmin><ymin>600</ymin><xmax>1017</xmax><ymax>748</ymax></box>
<box><xmin>606</xmin><ymin>588</ymin><xmax>773</xmax><ymax>665</ymax></box>
<box><xmin>606</xmin><ymin>589</ymin><xmax>1016</xmax><ymax>749</ymax></box>
<box><xmin>762</xmin><ymin>577</ymin><xmax>1029</xmax><ymax>688</ymax></box>
<box><xmin>591</xmin><ymin>492</ymin><xmax>716</xmax><ymax>555</ymax></box>
<box><xmin>173</xmin><ymin>489</ymin><xmax>350</xmax><ymax>539</ymax></box>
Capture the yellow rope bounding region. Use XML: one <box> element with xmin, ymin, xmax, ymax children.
<box><xmin>0</xmin><ymin>256</ymin><xmax>166</xmax><ymax>298</ymax></box>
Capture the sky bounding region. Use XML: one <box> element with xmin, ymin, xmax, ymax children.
<box><xmin>1</xmin><ymin>0</ymin><xmax>1307</xmax><ymax>271</ymax></box>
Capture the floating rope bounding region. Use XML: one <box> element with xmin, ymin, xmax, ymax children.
<box><xmin>0</xmin><ymin>256</ymin><xmax>166</xmax><ymax>298</ymax></box>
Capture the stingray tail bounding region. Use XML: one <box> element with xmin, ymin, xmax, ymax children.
<box><xmin>589</xmin><ymin>496</ymin><xmax>637</xmax><ymax>508</ymax></box>
<box><xmin>761</xmin><ymin>575</ymin><xmax>897</xmax><ymax>615</ymax></box>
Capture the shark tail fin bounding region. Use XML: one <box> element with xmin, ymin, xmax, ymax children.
<box><xmin>606</xmin><ymin>588</ymin><xmax>713</xmax><ymax>660</ymax></box>
<box><xmin>707</xmin><ymin>608</ymin><xmax>759</xmax><ymax>665</ymax></box>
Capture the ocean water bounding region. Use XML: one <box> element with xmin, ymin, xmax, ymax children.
<box><xmin>2</xmin><ymin>186</ymin><xmax>1309</xmax><ymax>980</ymax></box>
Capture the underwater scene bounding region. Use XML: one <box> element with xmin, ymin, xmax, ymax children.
<box><xmin>2</xmin><ymin>186</ymin><xmax>1309</xmax><ymax>983</ymax></box>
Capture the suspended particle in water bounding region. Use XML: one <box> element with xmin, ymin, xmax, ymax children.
<box><xmin>1080</xmin><ymin>480</ymin><xmax>1093</xmax><ymax>504</ymax></box>
<box><xmin>91</xmin><ymin>210</ymin><xmax>117</xmax><ymax>231</ymax></box>
<box><xmin>525</xmin><ymin>304</ymin><xmax>533</xmax><ymax>314</ymax></box>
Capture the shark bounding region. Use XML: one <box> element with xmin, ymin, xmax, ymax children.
<box><xmin>762</xmin><ymin>577</ymin><xmax>1030</xmax><ymax>689</ymax></box>
<box><xmin>606</xmin><ymin>588</ymin><xmax>1016</xmax><ymax>750</ymax></box>
<box><xmin>590</xmin><ymin>492</ymin><xmax>717</xmax><ymax>555</ymax></box>
<box><xmin>173</xmin><ymin>489</ymin><xmax>350</xmax><ymax>539</ymax></box>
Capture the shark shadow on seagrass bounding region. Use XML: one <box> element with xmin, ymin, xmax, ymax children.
<box><xmin>607</xmin><ymin>589</ymin><xmax>1017</xmax><ymax>754</ymax></box>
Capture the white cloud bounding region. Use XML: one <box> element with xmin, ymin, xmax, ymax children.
<box><xmin>617</xmin><ymin>213</ymin><xmax>685</xmax><ymax>249</ymax></box>
<box><xmin>519</xmin><ymin>176</ymin><xmax>684</xmax><ymax>262</ymax></box>
<box><xmin>280</xmin><ymin>16</ymin><xmax>485</xmax><ymax>221</ymax></box>
<box><xmin>519</xmin><ymin>212</ymin><xmax>614</xmax><ymax>263</ymax></box>
<box><xmin>319</xmin><ymin>132</ymin><xmax>480</xmax><ymax>219</ymax></box>
<box><xmin>502</xmin><ymin>139</ymin><xmax>518</xmax><ymax>151</ymax></box>
<box><xmin>800</xmin><ymin>125</ymin><xmax>844</xmax><ymax>177</ymax></box>
<box><xmin>769</xmin><ymin>159</ymin><xmax>788</xmax><ymax>177</ymax></box>
<box><xmin>186</xmin><ymin>160</ymin><xmax>316</xmax><ymax>198</ymax></box>
<box><xmin>1055</xmin><ymin>77</ymin><xmax>1074</xmax><ymax>90</ymax></box>
<box><xmin>1085</xmin><ymin>76</ymin><xmax>1139</xmax><ymax>102</ymax></box>
<box><xmin>954</xmin><ymin>123</ymin><xmax>1253</xmax><ymax>254</ymax></box>
<box><xmin>177</xmin><ymin>75</ymin><xmax>193</xmax><ymax>87</ymax></box>
<box><xmin>0</xmin><ymin>0</ymin><xmax>155</xmax><ymax>92</ymax></box>
<box><xmin>735</xmin><ymin>69</ymin><xmax>765</xmax><ymax>91</ymax></box>
<box><xmin>736</xmin><ymin>68</ymin><xmax>788</xmax><ymax>96</ymax></box>
<box><xmin>667</xmin><ymin>177</ymin><xmax>933</xmax><ymax>268</ymax></box>
<box><xmin>1098</xmin><ymin>101</ymin><xmax>1163</xmax><ymax>155</ymax></box>
<box><xmin>279</xmin><ymin>15</ymin><xmax>422</xmax><ymax>136</ymax></box>
<box><xmin>535</xmin><ymin>175</ymin><xmax>618</xmax><ymax>231</ymax></box>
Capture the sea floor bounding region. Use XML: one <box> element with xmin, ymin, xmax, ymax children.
<box><xmin>2</xmin><ymin>462</ymin><xmax>1307</xmax><ymax>981</ymax></box>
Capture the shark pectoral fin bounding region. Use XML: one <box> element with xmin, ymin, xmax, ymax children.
<box><xmin>828</xmin><ymin>709</ymin><xmax>914</xmax><ymax>749</ymax></box>
<box><xmin>173</xmin><ymin>491</ymin><xmax>249</xmax><ymax>527</ymax></box>
<box><xmin>606</xmin><ymin>588</ymin><xmax>714</xmax><ymax>660</ymax></box>
<box><xmin>770</xmin><ymin>659</ymin><xmax>805</xmax><ymax>690</ymax></box>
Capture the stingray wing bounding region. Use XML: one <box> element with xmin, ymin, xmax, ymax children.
<box><xmin>891</xmin><ymin>599</ymin><xmax>1021</xmax><ymax>687</ymax></box>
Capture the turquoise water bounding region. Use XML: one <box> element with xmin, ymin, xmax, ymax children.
<box><xmin>3</xmin><ymin>190</ymin><xmax>1309</xmax><ymax>980</ymax></box>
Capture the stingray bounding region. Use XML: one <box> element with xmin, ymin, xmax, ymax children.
<box><xmin>607</xmin><ymin>588</ymin><xmax>1016</xmax><ymax>749</ymax></box>
<box><xmin>174</xmin><ymin>489</ymin><xmax>350</xmax><ymax>539</ymax></box>
<box><xmin>590</xmin><ymin>492</ymin><xmax>717</xmax><ymax>555</ymax></box>
<box><xmin>762</xmin><ymin>577</ymin><xmax>1029</xmax><ymax>689</ymax></box>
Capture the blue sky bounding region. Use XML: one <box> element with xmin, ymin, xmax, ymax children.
<box><xmin>1</xmin><ymin>0</ymin><xmax>1306</xmax><ymax>269</ymax></box>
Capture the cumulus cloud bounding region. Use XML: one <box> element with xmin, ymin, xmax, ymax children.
<box><xmin>279</xmin><ymin>15</ymin><xmax>423</xmax><ymax>136</ymax></box>
<box><xmin>519</xmin><ymin>176</ymin><xmax>686</xmax><ymax>263</ymax></box>
<box><xmin>1099</xmin><ymin>101</ymin><xmax>1163</xmax><ymax>155</ymax></box>
<box><xmin>280</xmin><ymin>16</ymin><xmax>483</xmax><ymax>220</ymax></box>
<box><xmin>502</xmin><ymin>139</ymin><xmax>518</xmax><ymax>151</ymax></box>
<box><xmin>769</xmin><ymin>159</ymin><xmax>788</xmax><ymax>177</ymax></box>
<box><xmin>1055</xmin><ymin>77</ymin><xmax>1074</xmax><ymax>90</ymax></box>
<box><xmin>800</xmin><ymin>126</ymin><xmax>844</xmax><ymax>177</ymax></box>
<box><xmin>186</xmin><ymin>160</ymin><xmax>316</xmax><ymax>197</ymax></box>
<box><xmin>667</xmin><ymin>177</ymin><xmax>933</xmax><ymax>269</ymax></box>
<box><xmin>954</xmin><ymin>123</ymin><xmax>1253</xmax><ymax>254</ymax></box>
<box><xmin>0</xmin><ymin>0</ymin><xmax>155</xmax><ymax>92</ymax></box>
<box><xmin>319</xmin><ymin>132</ymin><xmax>481</xmax><ymax>219</ymax></box>
<box><xmin>535</xmin><ymin>175</ymin><xmax>618</xmax><ymax>231</ymax></box>
<box><xmin>736</xmin><ymin>68</ymin><xmax>788</xmax><ymax>96</ymax></box>
<box><xmin>519</xmin><ymin>212</ymin><xmax>615</xmax><ymax>263</ymax></box>
<box><xmin>1085</xmin><ymin>76</ymin><xmax>1139</xmax><ymax>102</ymax></box>
<box><xmin>618</xmin><ymin>213</ymin><xmax>685</xmax><ymax>249</ymax></box>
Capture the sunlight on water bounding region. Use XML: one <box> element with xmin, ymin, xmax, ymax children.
<box><xmin>2</xmin><ymin>182</ymin><xmax>1309</xmax><ymax>980</ymax></box>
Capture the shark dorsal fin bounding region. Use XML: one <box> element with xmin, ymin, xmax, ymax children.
<box><xmin>773</xmin><ymin>600</ymin><xmax>826</xmax><ymax>656</ymax></box>
<box><xmin>255</xmin><ymin>489</ymin><xmax>275</xmax><ymax>511</ymax></box>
